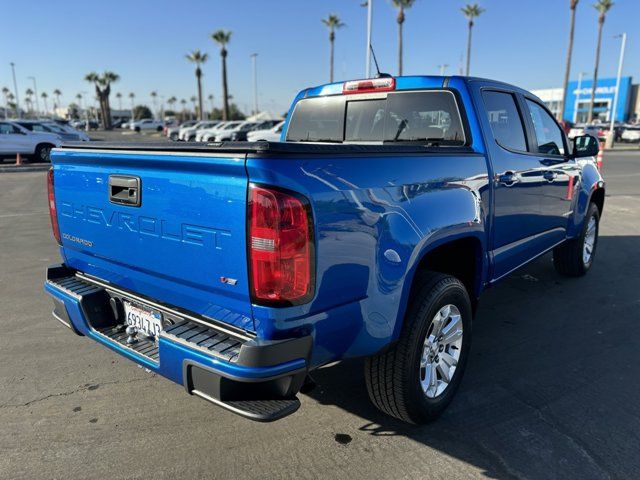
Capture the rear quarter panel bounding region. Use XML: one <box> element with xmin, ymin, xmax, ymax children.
<box><xmin>247</xmin><ymin>151</ymin><xmax>491</xmax><ymax>367</ymax></box>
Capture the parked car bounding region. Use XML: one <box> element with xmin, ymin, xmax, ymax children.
<box><xmin>14</xmin><ymin>120</ymin><xmax>89</xmax><ymax>142</ymax></box>
<box><xmin>165</xmin><ymin>120</ymin><xmax>196</xmax><ymax>141</ymax></box>
<box><xmin>620</xmin><ymin>125</ymin><xmax>640</xmax><ymax>143</ymax></box>
<box><xmin>568</xmin><ymin>124</ymin><xmax>599</xmax><ymax>140</ymax></box>
<box><xmin>246</xmin><ymin>121</ymin><xmax>285</xmax><ymax>142</ymax></box>
<box><xmin>69</xmin><ymin>119</ymin><xmax>99</xmax><ymax>130</ymax></box>
<box><xmin>0</xmin><ymin>120</ymin><xmax>61</xmax><ymax>161</ymax></box>
<box><xmin>179</xmin><ymin>121</ymin><xmax>221</xmax><ymax>141</ymax></box>
<box><xmin>45</xmin><ymin>75</ymin><xmax>604</xmax><ymax>424</ymax></box>
<box><xmin>130</xmin><ymin>119</ymin><xmax>164</xmax><ymax>132</ymax></box>
<box><xmin>198</xmin><ymin>121</ymin><xmax>242</xmax><ymax>142</ymax></box>
<box><xmin>226</xmin><ymin>120</ymin><xmax>282</xmax><ymax>141</ymax></box>
<box><xmin>194</xmin><ymin>122</ymin><xmax>230</xmax><ymax>142</ymax></box>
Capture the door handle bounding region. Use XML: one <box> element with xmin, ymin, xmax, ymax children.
<box><xmin>109</xmin><ymin>175</ymin><xmax>141</xmax><ymax>206</ymax></box>
<box><xmin>498</xmin><ymin>171</ymin><xmax>519</xmax><ymax>187</ymax></box>
<box><xmin>543</xmin><ymin>171</ymin><xmax>557</xmax><ymax>182</ymax></box>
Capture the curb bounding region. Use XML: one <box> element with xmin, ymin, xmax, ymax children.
<box><xmin>0</xmin><ymin>164</ymin><xmax>50</xmax><ymax>173</ymax></box>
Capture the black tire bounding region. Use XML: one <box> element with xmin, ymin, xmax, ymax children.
<box><xmin>134</xmin><ymin>127</ymin><xmax>140</xmax><ymax>132</ymax></box>
<box><xmin>553</xmin><ymin>202</ymin><xmax>600</xmax><ymax>276</ymax></box>
<box><xmin>157</xmin><ymin>126</ymin><xmax>162</xmax><ymax>132</ymax></box>
<box><xmin>34</xmin><ymin>143</ymin><xmax>53</xmax><ymax>163</ymax></box>
<box><xmin>364</xmin><ymin>271</ymin><xmax>472</xmax><ymax>424</ymax></box>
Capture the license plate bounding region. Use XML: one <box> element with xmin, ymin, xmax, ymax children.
<box><xmin>124</xmin><ymin>301</ymin><xmax>163</xmax><ymax>340</ymax></box>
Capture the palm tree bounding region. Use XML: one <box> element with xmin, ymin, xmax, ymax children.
<box><xmin>168</xmin><ymin>96</ymin><xmax>177</xmax><ymax>115</ymax></box>
<box><xmin>150</xmin><ymin>91</ymin><xmax>158</xmax><ymax>119</ymax></box>
<box><xmin>208</xmin><ymin>94</ymin><xmax>214</xmax><ymax>117</ymax></box>
<box><xmin>587</xmin><ymin>0</ymin><xmax>614</xmax><ymax>123</ymax></box>
<box><xmin>391</xmin><ymin>1</ymin><xmax>415</xmax><ymax>76</ymax></box>
<box><xmin>115</xmin><ymin>92</ymin><xmax>123</xmax><ymax>110</ymax></box>
<box><xmin>84</xmin><ymin>71</ymin><xmax>120</xmax><ymax>128</ymax></box>
<box><xmin>129</xmin><ymin>92</ymin><xmax>135</xmax><ymax>120</ymax></box>
<box><xmin>211</xmin><ymin>30</ymin><xmax>232</xmax><ymax>120</ymax></box>
<box><xmin>461</xmin><ymin>4</ymin><xmax>485</xmax><ymax>76</ymax></box>
<box><xmin>2</xmin><ymin>87</ymin><xmax>9</xmax><ymax>118</ymax></box>
<box><xmin>559</xmin><ymin>0</ymin><xmax>580</xmax><ymax>121</ymax></box>
<box><xmin>25</xmin><ymin>88</ymin><xmax>34</xmax><ymax>113</ymax></box>
<box><xmin>186</xmin><ymin>49</ymin><xmax>209</xmax><ymax>121</ymax></box>
<box><xmin>321</xmin><ymin>14</ymin><xmax>345</xmax><ymax>82</ymax></box>
<box><xmin>41</xmin><ymin>92</ymin><xmax>49</xmax><ymax>115</ymax></box>
<box><xmin>180</xmin><ymin>98</ymin><xmax>187</xmax><ymax>121</ymax></box>
<box><xmin>53</xmin><ymin>89</ymin><xmax>62</xmax><ymax>111</ymax></box>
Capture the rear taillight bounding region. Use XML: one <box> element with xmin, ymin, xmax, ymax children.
<box><xmin>343</xmin><ymin>77</ymin><xmax>396</xmax><ymax>94</ymax></box>
<box><xmin>47</xmin><ymin>169</ymin><xmax>61</xmax><ymax>245</ymax></box>
<box><xmin>248</xmin><ymin>184</ymin><xmax>314</xmax><ymax>305</ymax></box>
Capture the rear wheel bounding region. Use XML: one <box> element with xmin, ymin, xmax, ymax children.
<box><xmin>553</xmin><ymin>202</ymin><xmax>600</xmax><ymax>276</ymax></box>
<box><xmin>364</xmin><ymin>272</ymin><xmax>472</xmax><ymax>424</ymax></box>
<box><xmin>34</xmin><ymin>143</ymin><xmax>53</xmax><ymax>163</ymax></box>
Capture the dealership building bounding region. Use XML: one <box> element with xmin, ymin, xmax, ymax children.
<box><xmin>531</xmin><ymin>76</ymin><xmax>640</xmax><ymax>124</ymax></box>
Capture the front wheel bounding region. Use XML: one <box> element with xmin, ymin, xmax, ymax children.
<box><xmin>365</xmin><ymin>272</ymin><xmax>472</xmax><ymax>424</ymax></box>
<box><xmin>553</xmin><ymin>202</ymin><xmax>600</xmax><ymax>276</ymax></box>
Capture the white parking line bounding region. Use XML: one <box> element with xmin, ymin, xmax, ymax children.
<box><xmin>0</xmin><ymin>212</ymin><xmax>48</xmax><ymax>218</ymax></box>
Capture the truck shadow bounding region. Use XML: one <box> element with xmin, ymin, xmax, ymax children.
<box><xmin>304</xmin><ymin>235</ymin><xmax>640</xmax><ymax>479</ymax></box>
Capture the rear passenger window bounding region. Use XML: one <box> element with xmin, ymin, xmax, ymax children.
<box><xmin>482</xmin><ymin>91</ymin><xmax>527</xmax><ymax>152</ymax></box>
<box><xmin>526</xmin><ymin>99</ymin><xmax>565</xmax><ymax>156</ymax></box>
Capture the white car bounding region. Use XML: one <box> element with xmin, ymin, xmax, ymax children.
<box><xmin>568</xmin><ymin>124</ymin><xmax>599</xmax><ymax>140</ymax></box>
<box><xmin>166</xmin><ymin>121</ymin><xmax>197</xmax><ymax>141</ymax></box>
<box><xmin>195</xmin><ymin>122</ymin><xmax>231</xmax><ymax>142</ymax></box>
<box><xmin>179</xmin><ymin>121</ymin><xmax>221</xmax><ymax>142</ymax></box>
<box><xmin>199</xmin><ymin>121</ymin><xmax>243</xmax><ymax>142</ymax></box>
<box><xmin>130</xmin><ymin>119</ymin><xmax>164</xmax><ymax>132</ymax></box>
<box><xmin>247</xmin><ymin>121</ymin><xmax>285</xmax><ymax>142</ymax></box>
<box><xmin>0</xmin><ymin>121</ymin><xmax>62</xmax><ymax>162</ymax></box>
<box><xmin>621</xmin><ymin>126</ymin><xmax>640</xmax><ymax>143</ymax></box>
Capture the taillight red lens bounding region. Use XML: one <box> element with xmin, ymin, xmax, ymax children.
<box><xmin>47</xmin><ymin>169</ymin><xmax>61</xmax><ymax>245</ymax></box>
<box><xmin>248</xmin><ymin>184</ymin><xmax>314</xmax><ymax>305</ymax></box>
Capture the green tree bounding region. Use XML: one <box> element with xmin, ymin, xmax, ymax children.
<box><xmin>25</xmin><ymin>88</ymin><xmax>34</xmax><ymax>113</ymax></box>
<box><xmin>559</xmin><ymin>0</ymin><xmax>580</xmax><ymax>121</ymax></box>
<box><xmin>587</xmin><ymin>0</ymin><xmax>614</xmax><ymax>122</ymax></box>
<box><xmin>115</xmin><ymin>92</ymin><xmax>122</xmax><ymax>110</ymax></box>
<box><xmin>128</xmin><ymin>92</ymin><xmax>135</xmax><ymax>120</ymax></box>
<box><xmin>133</xmin><ymin>105</ymin><xmax>153</xmax><ymax>119</ymax></box>
<box><xmin>391</xmin><ymin>1</ymin><xmax>416</xmax><ymax>76</ymax></box>
<box><xmin>53</xmin><ymin>89</ymin><xmax>62</xmax><ymax>111</ymax></box>
<box><xmin>168</xmin><ymin>96</ymin><xmax>177</xmax><ymax>115</ymax></box>
<box><xmin>186</xmin><ymin>49</ymin><xmax>209</xmax><ymax>120</ymax></box>
<box><xmin>321</xmin><ymin>14</ymin><xmax>345</xmax><ymax>82</ymax></box>
<box><xmin>211</xmin><ymin>30</ymin><xmax>232</xmax><ymax>120</ymax></box>
<box><xmin>84</xmin><ymin>71</ymin><xmax>120</xmax><ymax>129</ymax></box>
<box><xmin>41</xmin><ymin>92</ymin><xmax>49</xmax><ymax>114</ymax></box>
<box><xmin>461</xmin><ymin>4</ymin><xmax>485</xmax><ymax>76</ymax></box>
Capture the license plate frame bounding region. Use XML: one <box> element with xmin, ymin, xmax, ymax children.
<box><xmin>123</xmin><ymin>301</ymin><xmax>163</xmax><ymax>341</ymax></box>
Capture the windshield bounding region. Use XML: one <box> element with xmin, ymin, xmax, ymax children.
<box><xmin>223</xmin><ymin>122</ymin><xmax>241</xmax><ymax>130</ymax></box>
<box><xmin>286</xmin><ymin>90</ymin><xmax>466</xmax><ymax>145</ymax></box>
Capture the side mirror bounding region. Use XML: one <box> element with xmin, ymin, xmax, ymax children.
<box><xmin>572</xmin><ymin>134</ymin><xmax>600</xmax><ymax>158</ymax></box>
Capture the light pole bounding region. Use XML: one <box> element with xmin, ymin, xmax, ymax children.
<box><xmin>606</xmin><ymin>32</ymin><xmax>627</xmax><ymax>148</ymax></box>
<box><xmin>10</xmin><ymin>62</ymin><xmax>20</xmax><ymax>118</ymax></box>
<box><xmin>438</xmin><ymin>64</ymin><xmax>449</xmax><ymax>76</ymax></box>
<box><xmin>250</xmin><ymin>53</ymin><xmax>258</xmax><ymax>115</ymax></box>
<box><xmin>365</xmin><ymin>0</ymin><xmax>373</xmax><ymax>77</ymax></box>
<box><xmin>27</xmin><ymin>76</ymin><xmax>40</xmax><ymax>117</ymax></box>
<box><xmin>574</xmin><ymin>72</ymin><xmax>587</xmax><ymax>123</ymax></box>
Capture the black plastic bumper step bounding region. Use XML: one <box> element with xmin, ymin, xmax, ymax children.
<box><xmin>190</xmin><ymin>389</ymin><xmax>301</xmax><ymax>422</ymax></box>
<box><xmin>163</xmin><ymin>320</ymin><xmax>244</xmax><ymax>362</ymax></box>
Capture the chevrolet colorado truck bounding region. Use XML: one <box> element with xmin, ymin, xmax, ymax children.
<box><xmin>44</xmin><ymin>75</ymin><xmax>604</xmax><ymax>424</ymax></box>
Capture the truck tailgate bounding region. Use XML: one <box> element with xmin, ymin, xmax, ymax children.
<box><xmin>51</xmin><ymin>148</ymin><xmax>253</xmax><ymax>331</ymax></box>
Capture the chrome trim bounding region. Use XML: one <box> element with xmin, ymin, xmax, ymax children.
<box><xmin>74</xmin><ymin>272</ymin><xmax>253</xmax><ymax>341</ymax></box>
<box><xmin>92</xmin><ymin>328</ymin><xmax>159</xmax><ymax>365</ymax></box>
<box><xmin>52</xmin><ymin>309</ymin><xmax>72</xmax><ymax>330</ymax></box>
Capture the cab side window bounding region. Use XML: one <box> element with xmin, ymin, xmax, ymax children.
<box><xmin>482</xmin><ymin>91</ymin><xmax>528</xmax><ymax>152</ymax></box>
<box><xmin>526</xmin><ymin>99</ymin><xmax>565</xmax><ymax>156</ymax></box>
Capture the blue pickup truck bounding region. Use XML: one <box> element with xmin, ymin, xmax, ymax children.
<box><xmin>45</xmin><ymin>75</ymin><xmax>604</xmax><ymax>424</ymax></box>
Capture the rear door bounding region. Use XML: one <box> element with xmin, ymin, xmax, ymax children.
<box><xmin>478</xmin><ymin>89</ymin><xmax>551</xmax><ymax>280</ymax></box>
<box><xmin>0</xmin><ymin>123</ymin><xmax>32</xmax><ymax>154</ymax></box>
<box><xmin>52</xmin><ymin>147</ymin><xmax>254</xmax><ymax>331</ymax></box>
<box><xmin>522</xmin><ymin>97</ymin><xmax>578</xmax><ymax>235</ymax></box>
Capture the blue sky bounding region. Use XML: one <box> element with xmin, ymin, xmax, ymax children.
<box><xmin>2</xmin><ymin>0</ymin><xmax>639</xmax><ymax>114</ymax></box>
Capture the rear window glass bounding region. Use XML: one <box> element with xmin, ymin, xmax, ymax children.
<box><xmin>286</xmin><ymin>91</ymin><xmax>466</xmax><ymax>145</ymax></box>
<box><xmin>286</xmin><ymin>96</ymin><xmax>344</xmax><ymax>142</ymax></box>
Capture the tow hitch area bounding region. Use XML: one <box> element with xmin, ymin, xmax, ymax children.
<box><xmin>45</xmin><ymin>264</ymin><xmax>311</xmax><ymax>422</ymax></box>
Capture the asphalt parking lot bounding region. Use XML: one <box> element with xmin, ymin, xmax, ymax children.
<box><xmin>0</xmin><ymin>151</ymin><xmax>638</xmax><ymax>480</ymax></box>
